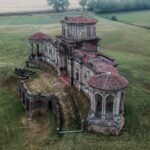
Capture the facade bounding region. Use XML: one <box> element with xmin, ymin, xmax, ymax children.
<box><xmin>28</xmin><ymin>16</ymin><xmax>128</xmax><ymax>135</ymax></box>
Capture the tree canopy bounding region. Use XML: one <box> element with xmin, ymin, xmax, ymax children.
<box><xmin>79</xmin><ymin>0</ymin><xmax>150</xmax><ymax>13</ymax></box>
<box><xmin>47</xmin><ymin>0</ymin><xmax>70</xmax><ymax>12</ymax></box>
<box><xmin>79</xmin><ymin>0</ymin><xmax>88</xmax><ymax>11</ymax></box>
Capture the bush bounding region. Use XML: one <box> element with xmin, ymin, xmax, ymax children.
<box><xmin>111</xmin><ymin>16</ymin><xmax>118</xmax><ymax>21</ymax></box>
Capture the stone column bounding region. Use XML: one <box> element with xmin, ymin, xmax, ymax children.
<box><xmin>115</xmin><ymin>92</ymin><xmax>121</xmax><ymax>115</ymax></box>
<box><xmin>57</xmin><ymin>54</ymin><xmax>61</xmax><ymax>75</ymax></box>
<box><xmin>79</xmin><ymin>65</ymin><xmax>83</xmax><ymax>90</ymax></box>
<box><xmin>34</xmin><ymin>43</ymin><xmax>38</xmax><ymax>60</ymax></box>
<box><xmin>88</xmin><ymin>91</ymin><xmax>95</xmax><ymax>118</ymax></box>
<box><xmin>102</xmin><ymin>98</ymin><xmax>106</xmax><ymax>119</ymax></box>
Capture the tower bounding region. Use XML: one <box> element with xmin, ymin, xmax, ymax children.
<box><xmin>58</xmin><ymin>15</ymin><xmax>100</xmax><ymax>53</ymax></box>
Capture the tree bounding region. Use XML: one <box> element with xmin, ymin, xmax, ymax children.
<box><xmin>87</xmin><ymin>0</ymin><xmax>150</xmax><ymax>13</ymax></box>
<box><xmin>79</xmin><ymin>0</ymin><xmax>88</xmax><ymax>11</ymax></box>
<box><xmin>47</xmin><ymin>0</ymin><xmax>70</xmax><ymax>12</ymax></box>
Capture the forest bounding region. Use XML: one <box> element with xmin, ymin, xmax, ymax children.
<box><xmin>80</xmin><ymin>0</ymin><xmax>150</xmax><ymax>13</ymax></box>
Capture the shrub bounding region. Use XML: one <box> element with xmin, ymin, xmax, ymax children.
<box><xmin>111</xmin><ymin>16</ymin><xmax>118</xmax><ymax>21</ymax></box>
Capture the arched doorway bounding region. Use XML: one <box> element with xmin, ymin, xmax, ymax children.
<box><xmin>76</xmin><ymin>70</ymin><xmax>79</xmax><ymax>81</ymax></box>
<box><xmin>106</xmin><ymin>95</ymin><xmax>114</xmax><ymax>115</ymax></box>
<box><xmin>25</xmin><ymin>99</ymin><xmax>29</xmax><ymax>112</ymax></box>
<box><xmin>36</xmin><ymin>43</ymin><xmax>40</xmax><ymax>56</ymax></box>
<box><xmin>95</xmin><ymin>94</ymin><xmax>103</xmax><ymax>116</ymax></box>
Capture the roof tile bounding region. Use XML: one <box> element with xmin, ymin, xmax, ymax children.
<box><xmin>63</xmin><ymin>16</ymin><xmax>97</xmax><ymax>24</ymax></box>
<box><xmin>88</xmin><ymin>72</ymin><xmax>128</xmax><ymax>91</ymax></box>
<box><xmin>29</xmin><ymin>32</ymin><xmax>50</xmax><ymax>41</ymax></box>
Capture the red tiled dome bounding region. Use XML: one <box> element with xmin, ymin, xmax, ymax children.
<box><xmin>29</xmin><ymin>32</ymin><xmax>50</xmax><ymax>41</ymax></box>
<box><xmin>88</xmin><ymin>72</ymin><xmax>128</xmax><ymax>91</ymax></box>
<box><xmin>63</xmin><ymin>16</ymin><xmax>97</xmax><ymax>24</ymax></box>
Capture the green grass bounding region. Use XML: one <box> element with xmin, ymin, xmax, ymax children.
<box><xmin>0</xmin><ymin>11</ymin><xmax>150</xmax><ymax>150</ymax></box>
<box><xmin>102</xmin><ymin>10</ymin><xmax>150</xmax><ymax>27</ymax></box>
<box><xmin>0</xmin><ymin>11</ymin><xmax>86</xmax><ymax>25</ymax></box>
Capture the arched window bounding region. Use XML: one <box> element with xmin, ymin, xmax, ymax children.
<box><xmin>75</xmin><ymin>68</ymin><xmax>79</xmax><ymax>81</ymax></box>
<box><xmin>120</xmin><ymin>92</ymin><xmax>124</xmax><ymax>114</ymax></box>
<box><xmin>84</xmin><ymin>72</ymin><xmax>87</xmax><ymax>79</ymax></box>
<box><xmin>81</xmin><ymin>30</ymin><xmax>86</xmax><ymax>39</ymax></box>
<box><xmin>106</xmin><ymin>95</ymin><xmax>114</xmax><ymax>114</ymax></box>
<box><xmin>76</xmin><ymin>72</ymin><xmax>79</xmax><ymax>80</ymax></box>
<box><xmin>95</xmin><ymin>94</ymin><xmax>103</xmax><ymax>116</ymax></box>
<box><xmin>26</xmin><ymin>99</ymin><xmax>29</xmax><ymax>112</ymax></box>
<box><xmin>36</xmin><ymin>43</ymin><xmax>39</xmax><ymax>55</ymax></box>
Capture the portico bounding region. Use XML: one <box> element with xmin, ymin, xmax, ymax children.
<box><xmin>28</xmin><ymin>32</ymin><xmax>50</xmax><ymax>60</ymax></box>
<box><xmin>87</xmin><ymin>72</ymin><xmax>128</xmax><ymax>134</ymax></box>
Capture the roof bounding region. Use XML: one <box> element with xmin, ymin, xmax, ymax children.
<box><xmin>90</xmin><ymin>61</ymin><xmax>118</xmax><ymax>74</ymax></box>
<box><xmin>88</xmin><ymin>72</ymin><xmax>128</xmax><ymax>91</ymax></box>
<box><xmin>29</xmin><ymin>32</ymin><xmax>50</xmax><ymax>41</ymax></box>
<box><xmin>62</xmin><ymin>16</ymin><xmax>97</xmax><ymax>24</ymax></box>
<box><xmin>56</xmin><ymin>35</ymin><xmax>100</xmax><ymax>44</ymax></box>
<box><xmin>74</xmin><ymin>50</ymin><xmax>97</xmax><ymax>63</ymax></box>
<box><xmin>74</xmin><ymin>50</ymin><xmax>117</xmax><ymax>67</ymax></box>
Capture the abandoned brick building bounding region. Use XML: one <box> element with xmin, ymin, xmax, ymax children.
<box><xmin>26</xmin><ymin>16</ymin><xmax>128</xmax><ymax>134</ymax></box>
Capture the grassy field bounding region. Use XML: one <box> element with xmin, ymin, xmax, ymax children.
<box><xmin>0</xmin><ymin>11</ymin><xmax>150</xmax><ymax>150</ymax></box>
<box><xmin>0</xmin><ymin>0</ymin><xmax>80</xmax><ymax>13</ymax></box>
<box><xmin>102</xmin><ymin>10</ymin><xmax>150</xmax><ymax>27</ymax></box>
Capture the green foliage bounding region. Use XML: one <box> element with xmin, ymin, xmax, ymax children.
<box><xmin>47</xmin><ymin>0</ymin><xmax>70</xmax><ymax>12</ymax></box>
<box><xmin>87</xmin><ymin>0</ymin><xmax>150</xmax><ymax>13</ymax></box>
<box><xmin>79</xmin><ymin>0</ymin><xmax>88</xmax><ymax>11</ymax></box>
<box><xmin>111</xmin><ymin>15</ymin><xmax>118</xmax><ymax>21</ymax></box>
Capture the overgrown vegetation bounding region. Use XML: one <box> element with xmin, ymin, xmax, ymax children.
<box><xmin>80</xmin><ymin>0</ymin><xmax>150</xmax><ymax>13</ymax></box>
<box><xmin>0</xmin><ymin>11</ymin><xmax>150</xmax><ymax>150</ymax></box>
<box><xmin>25</xmin><ymin>63</ymin><xmax>88</xmax><ymax>130</ymax></box>
<box><xmin>111</xmin><ymin>16</ymin><xmax>118</xmax><ymax>21</ymax></box>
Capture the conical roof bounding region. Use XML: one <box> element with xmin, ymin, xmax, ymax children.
<box><xmin>88</xmin><ymin>72</ymin><xmax>128</xmax><ymax>91</ymax></box>
<box><xmin>29</xmin><ymin>32</ymin><xmax>50</xmax><ymax>41</ymax></box>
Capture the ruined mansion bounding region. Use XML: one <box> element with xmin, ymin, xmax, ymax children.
<box><xmin>20</xmin><ymin>16</ymin><xmax>128</xmax><ymax>135</ymax></box>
